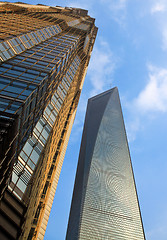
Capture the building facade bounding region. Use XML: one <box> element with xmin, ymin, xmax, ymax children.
<box><xmin>66</xmin><ymin>88</ymin><xmax>145</xmax><ymax>240</ymax></box>
<box><xmin>0</xmin><ymin>2</ymin><xmax>97</xmax><ymax>239</ymax></box>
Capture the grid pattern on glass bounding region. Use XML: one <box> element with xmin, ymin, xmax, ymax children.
<box><xmin>9</xmin><ymin>55</ymin><xmax>81</xmax><ymax>200</ymax></box>
<box><xmin>0</xmin><ymin>31</ymin><xmax>80</xmax><ymax>165</ymax></box>
<box><xmin>0</xmin><ymin>24</ymin><xmax>62</xmax><ymax>62</ymax></box>
<box><xmin>0</xmin><ymin>10</ymin><xmax>62</xmax><ymax>41</ymax></box>
<box><xmin>0</xmin><ymin>34</ymin><xmax>77</xmax><ymax>125</ymax></box>
<box><xmin>0</xmin><ymin>33</ymin><xmax>79</xmax><ymax>116</ymax></box>
<box><xmin>0</xmin><ymin>64</ymin><xmax>47</xmax><ymax>113</ymax></box>
<box><xmin>79</xmin><ymin>89</ymin><xmax>145</xmax><ymax>239</ymax></box>
<box><xmin>0</xmin><ymin>33</ymin><xmax>79</xmax><ymax>112</ymax></box>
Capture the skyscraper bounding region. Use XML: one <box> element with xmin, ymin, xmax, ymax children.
<box><xmin>0</xmin><ymin>2</ymin><xmax>97</xmax><ymax>239</ymax></box>
<box><xmin>66</xmin><ymin>88</ymin><xmax>145</xmax><ymax>239</ymax></box>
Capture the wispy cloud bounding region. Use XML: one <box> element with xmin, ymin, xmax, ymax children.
<box><xmin>68</xmin><ymin>0</ymin><xmax>128</xmax><ymax>26</ymax></box>
<box><xmin>149</xmin><ymin>1</ymin><xmax>167</xmax><ymax>49</ymax></box>
<box><xmin>147</xmin><ymin>225</ymin><xmax>167</xmax><ymax>240</ymax></box>
<box><xmin>67</xmin><ymin>1</ymin><xmax>91</xmax><ymax>12</ymax></box>
<box><xmin>134</xmin><ymin>64</ymin><xmax>167</xmax><ymax>113</ymax></box>
<box><xmin>100</xmin><ymin>0</ymin><xmax>128</xmax><ymax>26</ymax></box>
<box><xmin>151</xmin><ymin>2</ymin><xmax>166</xmax><ymax>14</ymax></box>
<box><xmin>124</xmin><ymin>117</ymin><xmax>141</xmax><ymax>142</ymax></box>
<box><xmin>87</xmin><ymin>38</ymin><xmax>116</xmax><ymax>96</ymax></box>
<box><xmin>124</xmin><ymin>64</ymin><xmax>167</xmax><ymax>141</ymax></box>
<box><xmin>146</xmin><ymin>208</ymin><xmax>167</xmax><ymax>240</ymax></box>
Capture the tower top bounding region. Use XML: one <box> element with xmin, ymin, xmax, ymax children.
<box><xmin>0</xmin><ymin>2</ymin><xmax>89</xmax><ymax>17</ymax></box>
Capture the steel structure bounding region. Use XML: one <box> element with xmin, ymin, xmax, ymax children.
<box><xmin>66</xmin><ymin>88</ymin><xmax>145</xmax><ymax>240</ymax></box>
<box><xmin>0</xmin><ymin>2</ymin><xmax>97</xmax><ymax>240</ymax></box>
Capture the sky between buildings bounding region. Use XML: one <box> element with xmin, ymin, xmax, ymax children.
<box><xmin>7</xmin><ymin>0</ymin><xmax>167</xmax><ymax>239</ymax></box>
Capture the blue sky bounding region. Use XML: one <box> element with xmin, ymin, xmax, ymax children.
<box><xmin>8</xmin><ymin>0</ymin><xmax>167</xmax><ymax>239</ymax></box>
<box><xmin>45</xmin><ymin>1</ymin><xmax>167</xmax><ymax>239</ymax></box>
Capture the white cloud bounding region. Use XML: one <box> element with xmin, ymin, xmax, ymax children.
<box><xmin>135</xmin><ymin>64</ymin><xmax>167</xmax><ymax>113</ymax></box>
<box><xmin>125</xmin><ymin>117</ymin><xmax>140</xmax><ymax>142</ymax></box>
<box><xmin>149</xmin><ymin>0</ymin><xmax>167</xmax><ymax>50</ymax></box>
<box><xmin>100</xmin><ymin>0</ymin><xmax>128</xmax><ymax>26</ymax></box>
<box><xmin>87</xmin><ymin>39</ymin><xmax>116</xmax><ymax>96</ymax></box>
<box><xmin>147</xmin><ymin>226</ymin><xmax>167</xmax><ymax>240</ymax></box>
<box><xmin>151</xmin><ymin>3</ymin><xmax>166</xmax><ymax>13</ymax></box>
<box><xmin>67</xmin><ymin>1</ymin><xmax>90</xmax><ymax>12</ymax></box>
<box><xmin>68</xmin><ymin>0</ymin><xmax>128</xmax><ymax>26</ymax></box>
<box><xmin>124</xmin><ymin>64</ymin><xmax>167</xmax><ymax>142</ymax></box>
<box><xmin>146</xmin><ymin>209</ymin><xmax>167</xmax><ymax>240</ymax></box>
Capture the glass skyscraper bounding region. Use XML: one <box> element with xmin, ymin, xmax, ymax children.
<box><xmin>66</xmin><ymin>88</ymin><xmax>145</xmax><ymax>240</ymax></box>
<box><xmin>0</xmin><ymin>2</ymin><xmax>97</xmax><ymax>239</ymax></box>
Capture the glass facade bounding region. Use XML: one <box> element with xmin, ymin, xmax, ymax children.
<box><xmin>0</xmin><ymin>8</ymin><xmax>60</xmax><ymax>40</ymax></box>
<box><xmin>0</xmin><ymin>25</ymin><xmax>62</xmax><ymax>62</ymax></box>
<box><xmin>0</xmin><ymin>3</ymin><xmax>97</xmax><ymax>240</ymax></box>
<box><xmin>9</xmin><ymin>55</ymin><xmax>81</xmax><ymax>200</ymax></box>
<box><xmin>0</xmin><ymin>30</ymin><xmax>80</xmax><ymax>156</ymax></box>
<box><xmin>66</xmin><ymin>88</ymin><xmax>145</xmax><ymax>240</ymax></box>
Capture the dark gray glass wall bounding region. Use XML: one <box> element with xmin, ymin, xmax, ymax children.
<box><xmin>66</xmin><ymin>87</ymin><xmax>145</xmax><ymax>240</ymax></box>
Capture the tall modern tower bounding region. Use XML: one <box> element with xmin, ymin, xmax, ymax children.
<box><xmin>66</xmin><ymin>88</ymin><xmax>145</xmax><ymax>240</ymax></box>
<box><xmin>0</xmin><ymin>2</ymin><xmax>97</xmax><ymax>240</ymax></box>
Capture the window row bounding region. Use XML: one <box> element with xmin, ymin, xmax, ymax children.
<box><xmin>9</xmin><ymin>55</ymin><xmax>81</xmax><ymax>199</ymax></box>
<box><xmin>0</xmin><ymin>24</ymin><xmax>62</xmax><ymax>62</ymax></box>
